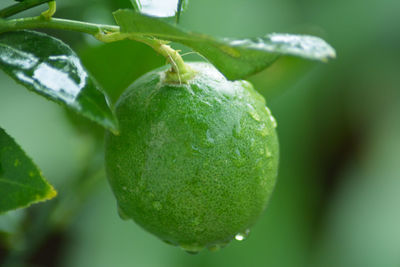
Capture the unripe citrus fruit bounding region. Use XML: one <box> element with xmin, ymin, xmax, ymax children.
<box><xmin>105</xmin><ymin>62</ymin><xmax>279</xmax><ymax>253</ymax></box>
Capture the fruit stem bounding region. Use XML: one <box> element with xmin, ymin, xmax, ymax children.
<box><xmin>41</xmin><ymin>1</ymin><xmax>56</xmax><ymax>20</ymax></box>
<box><xmin>141</xmin><ymin>39</ymin><xmax>196</xmax><ymax>83</ymax></box>
<box><xmin>95</xmin><ymin>32</ymin><xmax>195</xmax><ymax>83</ymax></box>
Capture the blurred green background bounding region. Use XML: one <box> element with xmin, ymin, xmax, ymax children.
<box><xmin>1</xmin><ymin>0</ymin><xmax>400</xmax><ymax>266</ymax></box>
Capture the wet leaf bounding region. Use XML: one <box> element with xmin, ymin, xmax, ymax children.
<box><xmin>0</xmin><ymin>127</ymin><xmax>57</xmax><ymax>214</ymax></box>
<box><xmin>0</xmin><ymin>30</ymin><xmax>119</xmax><ymax>134</ymax></box>
<box><xmin>130</xmin><ymin>0</ymin><xmax>189</xmax><ymax>18</ymax></box>
<box><xmin>114</xmin><ymin>10</ymin><xmax>336</xmax><ymax>80</ymax></box>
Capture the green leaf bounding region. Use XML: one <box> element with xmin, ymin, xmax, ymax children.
<box><xmin>130</xmin><ymin>0</ymin><xmax>189</xmax><ymax>18</ymax></box>
<box><xmin>0</xmin><ymin>127</ymin><xmax>57</xmax><ymax>214</ymax></box>
<box><xmin>114</xmin><ymin>10</ymin><xmax>336</xmax><ymax>80</ymax></box>
<box><xmin>0</xmin><ymin>30</ymin><xmax>119</xmax><ymax>134</ymax></box>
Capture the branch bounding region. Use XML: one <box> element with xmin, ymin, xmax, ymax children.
<box><xmin>0</xmin><ymin>16</ymin><xmax>119</xmax><ymax>35</ymax></box>
<box><xmin>0</xmin><ymin>0</ymin><xmax>52</xmax><ymax>18</ymax></box>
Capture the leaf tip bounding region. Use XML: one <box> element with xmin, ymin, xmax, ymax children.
<box><xmin>110</xmin><ymin>128</ymin><xmax>120</xmax><ymax>136</ymax></box>
<box><xmin>107</xmin><ymin>116</ymin><xmax>120</xmax><ymax>135</ymax></box>
<box><xmin>321</xmin><ymin>47</ymin><xmax>337</xmax><ymax>62</ymax></box>
<box><xmin>45</xmin><ymin>186</ymin><xmax>58</xmax><ymax>200</ymax></box>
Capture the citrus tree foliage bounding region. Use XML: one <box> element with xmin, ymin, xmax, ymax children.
<box><xmin>0</xmin><ymin>0</ymin><xmax>334</xmax><ymax>218</ymax></box>
<box><xmin>0</xmin><ymin>128</ymin><xmax>56</xmax><ymax>214</ymax></box>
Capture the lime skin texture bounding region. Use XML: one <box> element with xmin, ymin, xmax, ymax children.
<box><xmin>105</xmin><ymin>62</ymin><xmax>279</xmax><ymax>253</ymax></box>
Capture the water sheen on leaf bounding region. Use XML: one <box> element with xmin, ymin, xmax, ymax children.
<box><xmin>130</xmin><ymin>0</ymin><xmax>188</xmax><ymax>18</ymax></box>
<box><xmin>114</xmin><ymin>10</ymin><xmax>336</xmax><ymax>80</ymax></box>
<box><xmin>0</xmin><ymin>127</ymin><xmax>57</xmax><ymax>214</ymax></box>
<box><xmin>0</xmin><ymin>30</ymin><xmax>119</xmax><ymax>134</ymax></box>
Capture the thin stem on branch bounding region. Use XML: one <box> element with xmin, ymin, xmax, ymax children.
<box><xmin>0</xmin><ymin>0</ymin><xmax>52</xmax><ymax>18</ymax></box>
<box><xmin>0</xmin><ymin>16</ymin><xmax>119</xmax><ymax>35</ymax></box>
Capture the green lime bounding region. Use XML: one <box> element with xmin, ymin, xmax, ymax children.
<box><xmin>105</xmin><ymin>62</ymin><xmax>279</xmax><ymax>253</ymax></box>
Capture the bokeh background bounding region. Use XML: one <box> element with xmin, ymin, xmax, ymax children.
<box><xmin>1</xmin><ymin>0</ymin><xmax>400</xmax><ymax>266</ymax></box>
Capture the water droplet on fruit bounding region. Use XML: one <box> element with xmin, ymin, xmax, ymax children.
<box><xmin>247</xmin><ymin>103</ymin><xmax>261</xmax><ymax>121</ymax></box>
<box><xmin>206</xmin><ymin>129</ymin><xmax>215</xmax><ymax>144</ymax></box>
<box><xmin>232</xmin><ymin>148</ymin><xmax>244</xmax><ymax>167</ymax></box>
<box><xmin>235</xmin><ymin>229</ymin><xmax>250</xmax><ymax>241</ymax></box>
<box><xmin>185</xmin><ymin>250</ymin><xmax>199</xmax><ymax>255</ymax></box>
<box><xmin>235</xmin><ymin>234</ymin><xmax>245</xmax><ymax>241</ymax></box>
<box><xmin>208</xmin><ymin>245</ymin><xmax>221</xmax><ymax>252</ymax></box>
<box><xmin>206</xmin><ymin>130</ymin><xmax>214</xmax><ymax>143</ymax></box>
<box><xmin>257</xmin><ymin>123</ymin><xmax>269</xmax><ymax>137</ymax></box>
<box><xmin>117</xmin><ymin>206</ymin><xmax>130</xmax><ymax>220</ymax></box>
<box><xmin>270</xmin><ymin>115</ymin><xmax>277</xmax><ymax>128</ymax></box>
<box><xmin>250</xmin><ymin>138</ymin><xmax>256</xmax><ymax>149</ymax></box>
<box><xmin>14</xmin><ymin>159</ymin><xmax>20</xmax><ymax>167</ymax></box>
<box><xmin>199</xmin><ymin>98</ymin><xmax>212</xmax><ymax>107</ymax></box>
<box><xmin>185</xmin><ymin>85</ymin><xmax>195</xmax><ymax>96</ymax></box>
<box><xmin>216</xmin><ymin>240</ymin><xmax>231</xmax><ymax>249</ymax></box>
<box><xmin>180</xmin><ymin>244</ymin><xmax>203</xmax><ymax>254</ymax></box>
<box><xmin>162</xmin><ymin>239</ymin><xmax>177</xmax><ymax>246</ymax></box>
<box><xmin>152</xmin><ymin>201</ymin><xmax>162</xmax><ymax>210</ymax></box>
<box><xmin>235</xmin><ymin>148</ymin><xmax>241</xmax><ymax>157</ymax></box>
<box><xmin>191</xmin><ymin>145</ymin><xmax>201</xmax><ymax>154</ymax></box>
<box><xmin>192</xmin><ymin>217</ymin><xmax>201</xmax><ymax>226</ymax></box>
<box><xmin>265</xmin><ymin>106</ymin><xmax>277</xmax><ymax>128</ymax></box>
<box><xmin>232</xmin><ymin>122</ymin><xmax>242</xmax><ymax>138</ymax></box>
<box><xmin>239</xmin><ymin>80</ymin><xmax>253</xmax><ymax>90</ymax></box>
<box><xmin>265</xmin><ymin>147</ymin><xmax>272</xmax><ymax>158</ymax></box>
